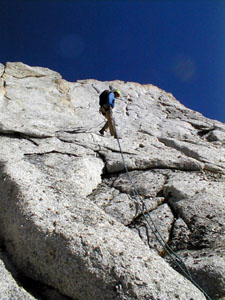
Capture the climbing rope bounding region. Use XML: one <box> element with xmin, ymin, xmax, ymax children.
<box><xmin>112</xmin><ymin>117</ymin><xmax>212</xmax><ymax>300</ymax></box>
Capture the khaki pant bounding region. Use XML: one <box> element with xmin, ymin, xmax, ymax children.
<box><xmin>100</xmin><ymin>106</ymin><xmax>116</xmax><ymax>137</ymax></box>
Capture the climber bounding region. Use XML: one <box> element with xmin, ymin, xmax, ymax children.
<box><xmin>99</xmin><ymin>89</ymin><xmax>120</xmax><ymax>138</ymax></box>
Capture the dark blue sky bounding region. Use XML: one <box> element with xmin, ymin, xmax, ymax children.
<box><xmin>1</xmin><ymin>0</ymin><xmax>224</xmax><ymax>122</ymax></box>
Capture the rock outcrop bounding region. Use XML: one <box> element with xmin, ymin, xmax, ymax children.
<box><xmin>0</xmin><ymin>62</ymin><xmax>224</xmax><ymax>300</ymax></box>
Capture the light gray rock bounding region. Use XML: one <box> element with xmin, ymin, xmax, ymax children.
<box><xmin>0</xmin><ymin>63</ymin><xmax>5</xmax><ymax>101</ymax></box>
<box><xmin>207</xmin><ymin>128</ymin><xmax>225</xmax><ymax>143</ymax></box>
<box><xmin>159</xmin><ymin>137</ymin><xmax>225</xmax><ymax>173</ymax></box>
<box><xmin>169</xmin><ymin>217</ymin><xmax>191</xmax><ymax>251</ymax></box>
<box><xmin>0</xmin><ymin>251</ymin><xmax>36</xmax><ymax>300</ymax></box>
<box><xmin>0</xmin><ymin>63</ymin><xmax>4</xmax><ymax>76</ymax></box>
<box><xmin>0</xmin><ymin>62</ymin><xmax>224</xmax><ymax>300</ymax></box>
<box><xmin>0</xmin><ymin>150</ymin><xmax>205</xmax><ymax>300</ymax></box>
<box><xmin>88</xmin><ymin>170</ymin><xmax>167</xmax><ymax>226</ymax></box>
<box><xmin>163</xmin><ymin>171</ymin><xmax>225</xmax><ymax>296</ymax></box>
<box><xmin>167</xmin><ymin>248</ymin><xmax>225</xmax><ymax>299</ymax></box>
<box><xmin>131</xmin><ymin>204</ymin><xmax>174</xmax><ymax>255</ymax></box>
<box><xmin>0</xmin><ymin>62</ymin><xmax>75</xmax><ymax>137</ymax></box>
<box><xmin>112</xmin><ymin>170</ymin><xmax>167</xmax><ymax>198</ymax></box>
<box><xmin>164</xmin><ymin>172</ymin><xmax>225</xmax><ymax>248</ymax></box>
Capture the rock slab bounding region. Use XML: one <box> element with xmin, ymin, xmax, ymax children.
<box><xmin>0</xmin><ymin>62</ymin><xmax>224</xmax><ymax>299</ymax></box>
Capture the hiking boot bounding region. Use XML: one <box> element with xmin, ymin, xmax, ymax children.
<box><xmin>114</xmin><ymin>134</ymin><xmax>121</xmax><ymax>139</ymax></box>
<box><xmin>99</xmin><ymin>129</ymin><xmax>104</xmax><ymax>136</ymax></box>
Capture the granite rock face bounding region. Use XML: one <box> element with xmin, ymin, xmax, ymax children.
<box><xmin>0</xmin><ymin>62</ymin><xmax>224</xmax><ymax>300</ymax></box>
<box><xmin>0</xmin><ymin>250</ymin><xmax>36</xmax><ymax>300</ymax></box>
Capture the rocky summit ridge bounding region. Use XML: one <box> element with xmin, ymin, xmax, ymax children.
<box><xmin>0</xmin><ymin>62</ymin><xmax>224</xmax><ymax>300</ymax></box>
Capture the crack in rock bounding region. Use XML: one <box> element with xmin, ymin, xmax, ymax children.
<box><xmin>0</xmin><ymin>62</ymin><xmax>223</xmax><ymax>300</ymax></box>
<box><xmin>24</xmin><ymin>151</ymin><xmax>81</xmax><ymax>158</ymax></box>
<box><xmin>158</xmin><ymin>136</ymin><xmax>225</xmax><ymax>173</ymax></box>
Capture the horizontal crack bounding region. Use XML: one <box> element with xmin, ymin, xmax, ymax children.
<box><xmin>56</xmin><ymin>128</ymin><xmax>87</xmax><ymax>134</ymax></box>
<box><xmin>0</xmin><ymin>131</ymin><xmax>40</xmax><ymax>146</ymax></box>
<box><xmin>56</xmin><ymin>135</ymin><xmax>99</xmax><ymax>151</ymax></box>
<box><xmin>105</xmin><ymin>164</ymin><xmax>202</xmax><ymax>177</ymax></box>
<box><xmin>188</xmin><ymin>120</ymin><xmax>214</xmax><ymax>131</ymax></box>
<box><xmin>157</xmin><ymin>137</ymin><xmax>215</xmax><ymax>172</ymax></box>
<box><xmin>197</xmin><ymin>128</ymin><xmax>215</xmax><ymax>137</ymax></box>
<box><xmin>0</xmin><ymin>129</ymin><xmax>53</xmax><ymax>139</ymax></box>
<box><xmin>8</xmin><ymin>74</ymin><xmax>47</xmax><ymax>80</ymax></box>
<box><xmin>24</xmin><ymin>150</ymin><xmax>81</xmax><ymax>157</ymax></box>
<box><xmin>103</xmin><ymin>145</ymin><xmax>136</xmax><ymax>156</ymax></box>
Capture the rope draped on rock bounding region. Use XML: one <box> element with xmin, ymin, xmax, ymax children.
<box><xmin>112</xmin><ymin>117</ymin><xmax>212</xmax><ymax>300</ymax></box>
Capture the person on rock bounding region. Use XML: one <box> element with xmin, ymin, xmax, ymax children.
<box><xmin>99</xmin><ymin>89</ymin><xmax>120</xmax><ymax>138</ymax></box>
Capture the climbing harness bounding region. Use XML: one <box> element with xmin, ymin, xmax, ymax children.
<box><xmin>111</xmin><ymin>117</ymin><xmax>212</xmax><ymax>300</ymax></box>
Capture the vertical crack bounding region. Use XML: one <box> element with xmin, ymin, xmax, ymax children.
<box><xmin>94</xmin><ymin>149</ymin><xmax>107</xmax><ymax>176</ymax></box>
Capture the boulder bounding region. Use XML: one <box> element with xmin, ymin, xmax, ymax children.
<box><xmin>0</xmin><ymin>62</ymin><xmax>224</xmax><ymax>299</ymax></box>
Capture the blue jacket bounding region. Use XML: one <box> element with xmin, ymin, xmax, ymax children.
<box><xmin>108</xmin><ymin>92</ymin><xmax>115</xmax><ymax>108</ymax></box>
